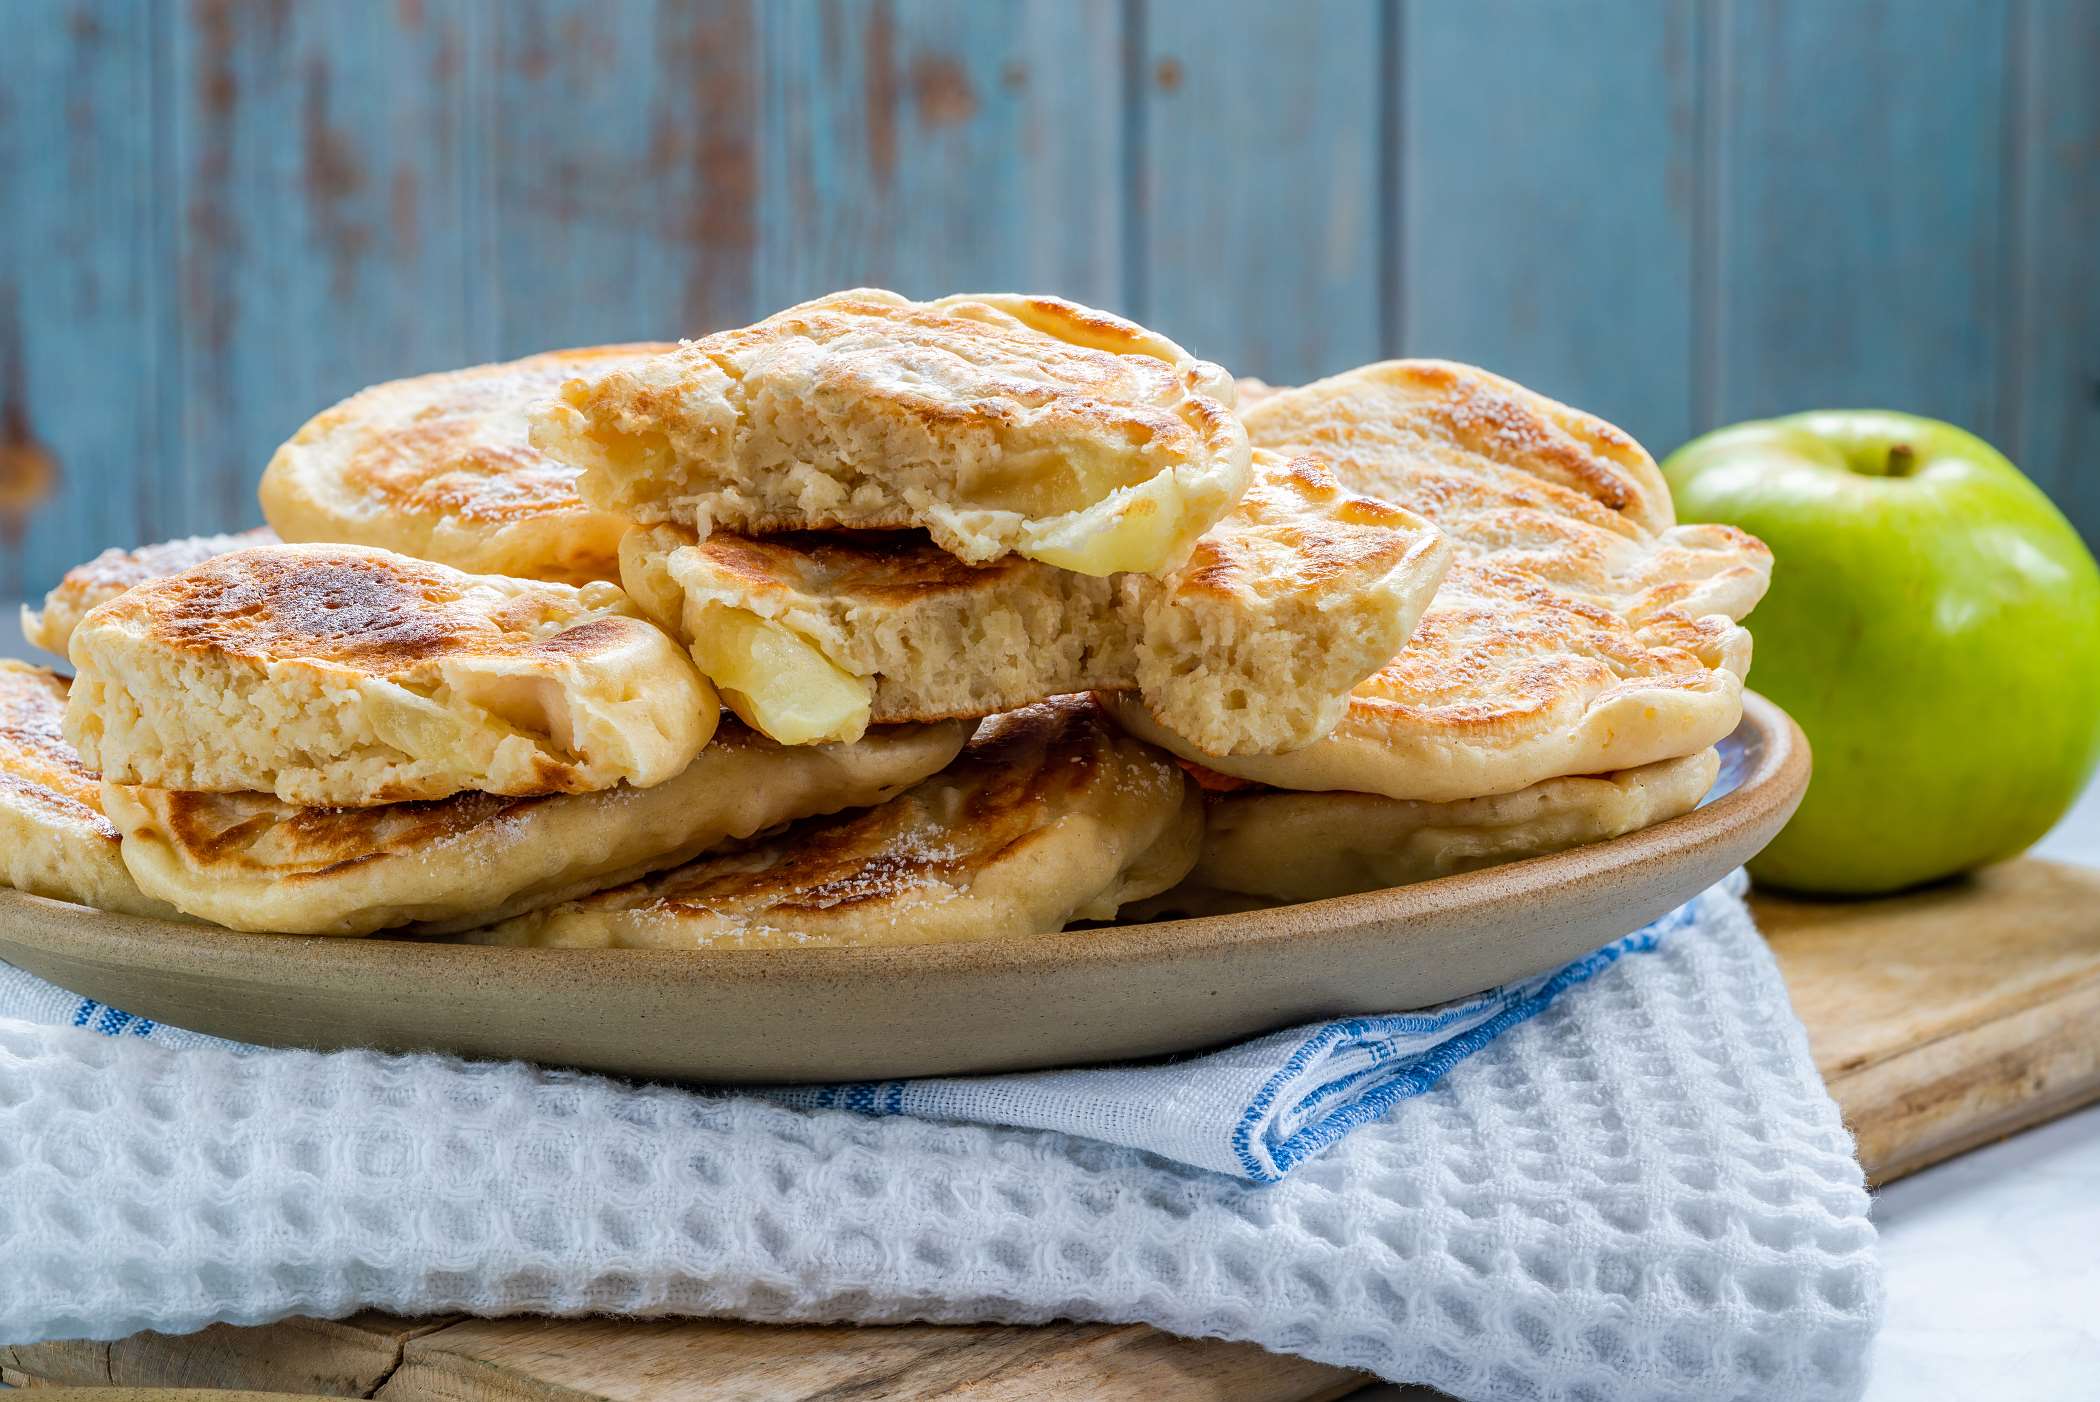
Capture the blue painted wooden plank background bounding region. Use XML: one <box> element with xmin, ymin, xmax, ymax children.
<box><xmin>1713</xmin><ymin>0</ymin><xmax>2010</xmax><ymax>435</ymax></box>
<box><xmin>756</xmin><ymin>0</ymin><xmax>1124</xmax><ymax>307</ymax></box>
<box><xmin>2009</xmin><ymin>0</ymin><xmax>2100</xmax><ymax>535</ymax></box>
<box><xmin>2</xmin><ymin>0</ymin><xmax>2094</xmax><ymax>597</ymax></box>
<box><xmin>1139</xmin><ymin>0</ymin><xmax>1385</xmax><ymax>383</ymax></box>
<box><xmin>1</xmin><ymin>2</ymin><xmax>165</xmax><ymax>601</ymax></box>
<box><xmin>167</xmin><ymin>0</ymin><xmax>485</xmax><ymax>537</ymax></box>
<box><xmin>1399</xmin><ymin>0</ymin><xmax>1702</xmax><ymax>454</ymax></box>
<box><xmin>489</xmin><ymin>0</ymin><xmax>761</xmax><ymax>353</ymax></box>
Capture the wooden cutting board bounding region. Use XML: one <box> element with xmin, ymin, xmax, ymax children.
<box><xmin>8</xmin><ymin>857</ymin><xmax>2099</xmax><ymax>1402</ymax></box>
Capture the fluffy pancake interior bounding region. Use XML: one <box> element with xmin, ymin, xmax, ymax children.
<box><xmin>618</xmin><ymin>527</ymin><xmax>883</xmax><ymax>746</ymax></box>
<box><xmin>1125</xmin><ymin>451</ymin><xmax>1451</xmax><ymax>755</ymax></box>
<box><xmin>619</xmin><ymin>523</ymin><xmax>1129</xmax><ymax>747</ymax></box>
<box><xmin>63</xmin><ymin>543</ymin><xmax>719</xmax><ymax>805</ymax></box>
<box><xmin>533</xmin><ymin>288</ymin><xmax>1251</xmax><ymax>577</ymax></box>
<box><xmin>620</xmin><ymin>450</ymin><xmax>1449</xmax><ymax>757</ymax></box>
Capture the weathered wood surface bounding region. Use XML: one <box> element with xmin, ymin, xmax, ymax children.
<box><xmin>1756</xmin><ymin>856</ymin><xmax>2100</xmax><ymax>1186</ymax></box>
<box><xmin>1139</xmin><ymin>0</ymin><xmax>1385</xmax><ymax>385</ymax></box>
<box><xmin>0</xmin><ymin>0</ymin><xmax>163</xmax><ymax>602</ymax></box>
<box><xmin>0</xmin><ymin>1318</ymin><xmax>461</xmax><ymax>1393</ymax></box>
<box><xmin>2003</xmin><ymin>0</ymin><xmax>2100</xmax><ymax>534</ymax></box>
<box><xmin>1399</xmin><ymin>0</ymin><xmax>1702</xmax><ymax>454</ymax></box>
<box><xmin>3</xmin><ymin>1316</ymin><xmax>1375</xmax><ymax>1400</ymax></box>
<box><xmin>757</xmin><ymin>0</ymin><xmax>1126</xmax><ymax>313</ymax></box>
<box><xmin>1710</xmin><ymin>0</ymin><xmax>2011</xmax><ymax>438</ymax></box>
<box><xmin>1</xmin><ymin>1391</ymin><xmax>345</xmax><ymax>1400</ymax></box>
<box><xmin>378</xmin><ymin>1317</ymin><xmax>1371</xmax><ymax>1402</ymax></box>
<box><xmin>9</xmin><ymin>854</ymin><xmax>2098</xmax><ymax>1399</ymax></box>
<box><xmin>488</xmin><ymin>0</ymin><xmax>762</xmax><ymax>354</ymax></box>
<box><xmin>2</xmin><ymin>0</ymin><xmax>2092</xmax><ymax>595</ymax></box>
<box><xmin>0</xmin><ymin>1312</ymin><xmax>457</xmax><ymax>1394</ymax></box>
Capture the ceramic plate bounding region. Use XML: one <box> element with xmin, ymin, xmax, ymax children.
<box><xmin>0</xmin><ymin>693</ymin><xmax>1808</xmax><ymax>1081</ymax></box>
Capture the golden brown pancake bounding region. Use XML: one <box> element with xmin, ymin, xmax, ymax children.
<box><xmin>466</xmin><ymin>695</ymin><xmax>1201</xmax><ymax>949</ymax></box>
<box><xmin>1133</xmin><ymin>748</ymin><xmax>1720</xmax><ymax>912</ymax></box>
<box><xmin>532</xmin><ymin>289</ymin><xmax>1251</xmax><ymax>577</ymax></box>
<box><xmin>64</xmin><ymin>543</ymin><xmax>717</xmax><ymax>805</ymax></box>
<box><xmin>0</xmin><ymin>661</ymin><xmax>178</xmax><ymax>918</ymax></box>
<box><xmin>103</xmin><ymin>720</ymin><xmax>967</xmax><ymax>935</ymax></box>
<box><xmin>620</xmin><ymin>450</ymin><xmax>1449</xmax><ymax>753</ymax></box>
<box><xmin>260</xmin><ymin>345</ymin><xmax>670</xmax><ymax>583</ymax></box>
<box><xmin>21</xmin><ymin>528</ymin><xmax>279</xmax><ymax>658</ymax></box>
<box><xmin>1113</xmin><ymin>361</ymin><xmax>1770</xmax><ymax>800</ymax></box>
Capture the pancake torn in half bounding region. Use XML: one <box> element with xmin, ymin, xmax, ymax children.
<box><xmin>533</xmin><ymin>289</ymin><xmax>1251</xmax><ymax>577</ymax></box>
<box><xmin>1113</xmin><ymin>360</ymin><xmax>1771</xmax><ymax>801</ymax></box>
<box><xmin>64</xmin><ymin>543</ymin><xmax>717</xmax><ymax>806</ymax></box>
<box><xmin>21</xmin><ymin>527</ymin><xmax>278</xmax><ymax>658</ymax></box>
<box><xmin>620</xmin><ymin>450</ymin><xmax>1450</xmax><ymax>753</ymax></box>
<box><xmin>103</xmin><ymin>720</ymin><xmax>966</xmax><ymax>936</ymax></box>
<box><xmin>466</xmin><ymin>695</ymin><xmax>1200</xmax><ymax>950</ymax></box>
<box><xmin>0</xmin><ymin>661</ymin><xmax>178</xmax><ymax>919</ymax></box>
<box><xmin>1136</xmin><ymin>748</ymin><xmax>1720</xmax><ymax>913</ymax></box>
<box><xmin>261</xmin><ymin>345</ymin><xmax>670</xmax><ymax>584</ymax></box>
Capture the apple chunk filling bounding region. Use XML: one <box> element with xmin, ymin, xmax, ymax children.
<box><xmin>686</xmin><ymin>603</ymin><xmax>872</xmax><ymax>746</ymax></box>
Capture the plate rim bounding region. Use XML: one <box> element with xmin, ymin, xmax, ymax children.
<box><xmin>0</xmin><ymin>691</ymin><xmax>1809</xmax><ymax>985</ymax></box>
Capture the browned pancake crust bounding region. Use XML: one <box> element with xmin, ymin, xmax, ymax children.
<box><xmin>1169</xmin><ymin>454</ymin><xmax>1430</xmax><ymax>600</ymax></box>
<box><xmin>471</xmin><ymin>693</ymin><xmax>1203</xmax><ymax>946</ymax></box>
<box><xmin>1345</xmin><ymin>559</ymin><xmax>1728</xmax><ymax>738</ymax></box>
<box><xmin>338</xmin><ymin>344</ymin><xmax>669</xmax><ymax>525</ymax></box>
<box><xmin>654</xmin><ymin>294</ymin><xmax>1216</xmax><ymax>518</ymax></box>
<box><xmin>0</xmin><ymin>665</ymin><xmax>114</xmax><ymax>841</ymax></box>
<box><xmin>1246</xmin><ymin>360</ymin><xmax>1767</xmax><ymax>687</ymax></box>
<box><xmin>138</xmin><ymin>722</ymin><xmax>773</xmax><ymax>884</ymax></box>
<box><xmin>1353</xmin><ymin>359</ymin><xmax>1671</xmax><ymax>534</ymax></box>
<box><xmin>23</xmin><ymin>529</ymin><xmax>280</xmax><ymax>657</ymax></box>
<box><xmin>1114</xmin><ymin>360</ymin><xmax>1770</xmax><ymax>800</ymax></box>
<box><xmin>120</xmin><ymin>545</ymin><xmax>627</xmax><ymax>673</ymax></box>
<box><xmin>687</xmin><ymin>530</ymin><xmax>1027</xmax><ymax>608</ymax></box>
<box><xmin>151</xmin><ymin>788</ymin><xmax>538</xmax><ymax>880</ymax></box>
<box><xmin>633</xmin><ymin>697</ymin><xmax>1111</xmax><ymax>916</ymax></box>
<box><xmin>42</xmin><ymin>530</ymin><xmax>276</xmax><ymax>616</ymax></box>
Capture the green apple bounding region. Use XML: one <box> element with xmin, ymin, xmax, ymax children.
<box><xmin>1663</xmin><ymin>411</ymin><xmax>2100</xmax><ymax>895</ymax></box>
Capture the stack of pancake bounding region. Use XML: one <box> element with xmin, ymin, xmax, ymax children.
<box><xmin>2</xmin><ymin>289</ymin><xmax>1768</xmax><ymax>947</ymax></box>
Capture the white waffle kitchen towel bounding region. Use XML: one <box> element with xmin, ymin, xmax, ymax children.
<box><xmin>1</xmin><ymin>884</ymin><xmax>1723</xmax><ymax>1186</ymax></box>
<box><xmin>0</xmin><ymin>876</ymin><xmax>1882</xmax><ymax>1402</ymax></box>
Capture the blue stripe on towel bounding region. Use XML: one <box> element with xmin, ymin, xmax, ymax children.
<box><xmin>1229</xmin><ymin>900</ymin><xmax>1699</xmax><ymax>1180</ymax></box>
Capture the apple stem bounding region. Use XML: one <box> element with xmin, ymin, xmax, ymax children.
<box><xmin>1885</xmin><ymin>443</ymin><xmax>1917</xmax><ymax>477</ymax></box>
